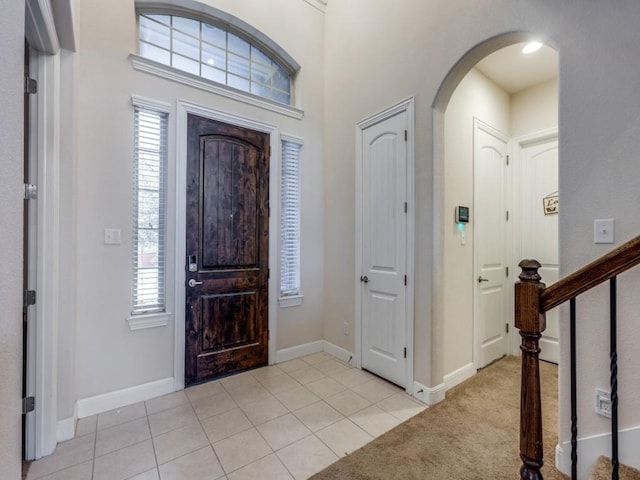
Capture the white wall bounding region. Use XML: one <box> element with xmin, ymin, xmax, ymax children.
<box><xmin>323</xmin><ymin>0</ymin><xmax>438</xmax><ymax>384</ymax></box>
<box><xmin>0</xmin><ymin>0</ymin><xmax>25</xmax><ymax>476</ymax></box>
<box><xmin>442</xmin><ymin>68</ymin><xmax>510</xmax><ymax>375</ymax></box>
<box><xmin>511</xmin><ymin>78</ymin><xmax>558</xmax><ymax>137</ymax></box>
<box><xmin>323</xmin><ymin>0</ymin><xmax>640</xmax><ymax>463</ymax></box>
<box><xmin>72</xmin><ymin>0</ymin><xmax>325</xmax><ymax>402</ymax></box>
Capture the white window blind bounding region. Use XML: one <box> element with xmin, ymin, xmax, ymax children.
<box><xmin>280</xmin><ymin>139</ymin><xmax>302</xmax><ymax>297</ymax></box>
<box><xmin>132</xmin><ymin>106</ymin><xmax>168</xmax><ymax>314</ymax></box>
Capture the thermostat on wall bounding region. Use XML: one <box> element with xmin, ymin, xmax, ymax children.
<box><xmin>455</xmin><ymin>206</ymin><xmax>469</xmax><ymax>223</ymax></box>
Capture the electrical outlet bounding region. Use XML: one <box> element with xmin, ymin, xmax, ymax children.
<box><xmin>343</xmin><ymin>322</ymin><xmax>349</xmax><ymax>335</ymax></box>
<box><xmin>595</xmin><ymin>388</ymin><xmax>611</xmax><ymax>418</ymax></box>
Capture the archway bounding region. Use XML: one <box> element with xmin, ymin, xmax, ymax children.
<box><xmin>430</xmin><ymin>32</ymin><xmax>559</xmax><ymax>390</ymax></box>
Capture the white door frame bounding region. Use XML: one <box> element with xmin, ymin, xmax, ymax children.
<box><xmin>173</xmin><ymin>101</ymin><xmax>279</xmax><ymax>390</ymax></box>
<box><xmin>355</xmin><ymin>96</ymin><xmax>415</xmax><ymax>392</ymax></box>
<box><xmin>509</xmin><ymin>127</ymin><xmax>559</xmax><ymax>357</ymax></box>
<box><xmin>24</xmin><ymin>48</ymin><xmax>62</xmax><ymax>459</ymax></box>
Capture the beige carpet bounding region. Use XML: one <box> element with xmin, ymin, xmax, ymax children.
<box><xmin>590</xmin><ymin>456</ymin><xmax>640</xmax><ymax>480</ymax></box>
<box><xmin>312</xmin><ymin>356</ymin><xmax>567</xmax><ymax>480</ymax></box>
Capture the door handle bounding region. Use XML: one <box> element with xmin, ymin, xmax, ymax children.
<box><xmin>188</xmin><ymin>279</ymin><xmax>203</xmax><ymax>287</ymax></box>
<box><xmin>478</xmin><ymin>276</ymin><xmax>489</xmax><ymax>283</ymax></box>
<box><xmin>360</xmin><ymin>275</ymin><xmax>369</xmax><ymax>283</ymax></box>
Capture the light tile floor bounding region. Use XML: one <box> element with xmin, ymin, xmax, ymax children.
<box><xmin>24</xmin><ymin>352</ymin><xmax>426</xmax><ymax>480</ymax></box>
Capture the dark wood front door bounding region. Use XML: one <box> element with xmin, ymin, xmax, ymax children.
<box><xmin>185</xmin><ymin>114</ymin><xmax>270</xmax><ymax>386</ymax></box>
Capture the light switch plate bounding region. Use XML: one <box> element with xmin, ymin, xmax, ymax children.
<box><xmin>104</xmin><ymin>228</ymin><xmax>121</xmax><ymax>245</ymax></box>
<box><xmin>594</xmin><ymin>219</ymin><xmax>614</xmax><ymax>244</ymax></box>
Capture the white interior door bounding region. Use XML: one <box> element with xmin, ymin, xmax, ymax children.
<box><xmin>474</xmin><ymin>119</ymin><xmax>510</xmax><ymax>369</ymax></box>
<box><xmin>518</xmin><ymin>133</ymin><xmax>559</xmax><ymax>363</ymax></box>
<box><xmin>360</xmin><ymin>109</ymin><xmax>408</xmax><ymax>387</ymax></box>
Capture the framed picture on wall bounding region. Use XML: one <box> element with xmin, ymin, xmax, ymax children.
<box><xmin>543</xmin><ymin>192</ymin><xmax>559</xmax><ymax>215</ymax></box>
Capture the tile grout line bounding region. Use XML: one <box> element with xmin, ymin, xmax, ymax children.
<box><xmin>143</xmin><ymin>400</ymin><xmax>160</xmax><ymax>479</ymax></box>
<box><xmin>272</xmin><ymin>432</ymin><xmax>317</xmax><ymax>480</ymax></box>
<box><xmin>187</xmin><ymin>384</ymin><xmax>230</xmax><ymax>479</ymax></box>
<box><xmin>91</xmin><ymin>416</ymin><xmax>97</xmax><ymax>479</ymax></box>
<box><xmin>218</xmin><ymin>370</ymin><xmax>295</xmax><ymax>477</ymax></box>
<box><xmin>215</xmin><ymin>356</ymin><xmax>337</xmax><ymax>478</ymax></box>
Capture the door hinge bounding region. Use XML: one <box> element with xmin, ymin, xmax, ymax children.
<box><xmin>22</xmin><ymin>396</ymin><xmax>35</xmax><ymax>414</ymax></box>
<box><xmin>506</xmin><ymin>266</ymin><xmax>509</xmax><ymax>278</ymax></box>
<box><xmin>506</xmin><ymin>211</ymin><xmax>509</xmax><ymax>222</ymax></box>
<box><xmin>404</xmin><ymin>275</ymin><xmax>407</xmax><ymax>286</ymax></box>
<box><xmin>24</xmin><ymin>290</ymin><xmax>36</xmax><ymax>308</ymax></box>
<box><xmin>506</xmin><ymin>323</ymin><xmax>510</xmax><ymax>334</ymax></box>
<box><xmin>404</xmin><ymin>347</ymin><xmax>407</xmax><ymax>358</ymax></box>
<box><xmin>506</xmin><ymin>155</ymin><xmax>510</xmax><ymax>166</ymax></box>
<box><xmin>24</xmin><ymin>183</ymin><xmax>38</xmax><ymax>200</ymax></box>
<box><xmin>404</xmin><ymin>202</ymin><xmax>408</xmax><ymax>213</ymax></box>
<box><xmin>25</xmin><ymin>77</ymin><xmax>37</xmax><ymax>95</ymax></box>
<box><xmin>404</xmin><ymin>130</ymin><xmax>407</xmax><ymax>142</ymax></box>
<box><xmin>268</xmin><ymin>268</ymin><xmax>270</xmax><ymax>279</ymax></box>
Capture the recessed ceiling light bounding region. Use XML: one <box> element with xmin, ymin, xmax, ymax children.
<box><xmin>522</xmin><ymin>42</ymin><xmax>543</xmax><ymax>54</ymax></box>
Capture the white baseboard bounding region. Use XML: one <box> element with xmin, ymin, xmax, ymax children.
<box><xmin>275</xmin><ymin>340</ymin><xmax>324</xmax><ymax>363</ymax></box>
<box><xmin>556</xmin><ymin>425</ymin><xmax>640</xmax><ymax>477</ymax></box>
<box><xmin>276</xmin><ymin>339</ymin><xmax>356</xmax><ymax>366</ymax></box>
<box><xmin>322</xmin><ymin>341</ymin><xmax>355</xmax><ymax>365</ymax></box>
<box><xmin>443</xmin><ymin>362</ymin><xmax>476</xmax><ymax>390</ymax></box>
<box><xmin>76</xmin><ymin>377</ymin><xmax>174</xmax><ymax>419</ymax></box>
<box><xmin>410</xmin><ymin>362</ymin><xmax>475</xmax><ymax>406</ymax></box>
<box><xmin>413</xmin><ymin>380</ymin><xmax>445</xmax><ymax>406</ymax></box>
<box><xmin>56</xmin><ymin>417</ymin><xmax>75</xmax><ymax>442</ymax></box>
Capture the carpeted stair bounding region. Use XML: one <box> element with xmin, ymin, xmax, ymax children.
<box><xmin>590</xmin><ymin>456</ymin><xmax>640</xmax><ymax>480</ymax></box>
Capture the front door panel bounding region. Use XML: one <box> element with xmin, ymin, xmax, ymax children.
<box><xmin>185</xmin><ymin>115</ymin><xmax>269</xmax><ymax>385</ymax></box>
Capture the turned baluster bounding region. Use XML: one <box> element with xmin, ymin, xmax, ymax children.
<box><xmin>515</xmin><ymin>260</ymin><xmax>546</xmax><ymax>480</ymax></box>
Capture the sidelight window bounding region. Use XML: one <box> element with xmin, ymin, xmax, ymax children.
<box><xmin>132</xmin><ymin>104</ymin><xmax>168</xmax><ymax>314</ymax></box>
<box><xmin>280</xmin><ymin>137</ymin><xmax>302</xmax><ymax>300</ymax></box>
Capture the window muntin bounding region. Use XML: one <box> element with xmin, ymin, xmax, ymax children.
<box><xmin>280</xmin><ymin>139</ymin><xmax>302</xmax><ymax>297</ymax></box>
<box><xmin>139</xmin><ymin>13</ymin><xmax>292</xmax><ymax>105</ymax></box>
<box><xmin>132</xmin><ymin>106</ymin><xmax>168</xmax><ymax>314</ymax></box>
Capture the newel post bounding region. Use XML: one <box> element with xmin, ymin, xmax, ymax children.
<box><xmin>515</xmin><ymin>260</ymin><xmax>547</xmax><ymax>480</ymax></box>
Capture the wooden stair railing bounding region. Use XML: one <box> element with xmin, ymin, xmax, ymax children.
<box><xmin>516</xmin><ymin>235</ymin><xmax>640</xmax><ymax>480</ymax></box>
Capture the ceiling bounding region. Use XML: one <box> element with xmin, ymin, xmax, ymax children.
<box><xmin>475</xmin><ymin>42</ymin><xmax>558</xmax><ymax>94</ymax></box>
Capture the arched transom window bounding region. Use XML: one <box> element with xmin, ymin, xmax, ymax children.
<box><xmin>139</xmin><ymin>13</ymin><xmax>293</xmax><ymax>105</ymax></box>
